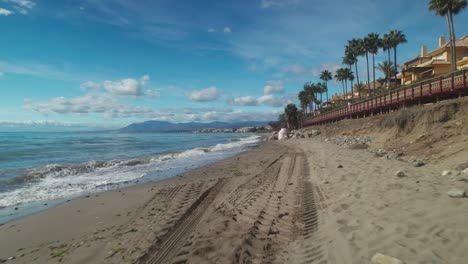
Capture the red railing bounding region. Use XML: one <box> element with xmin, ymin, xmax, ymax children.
<box><xmin>304</xmin><ymin>68</ymin><xmax>468</xmax><ymax>126</ymax></box>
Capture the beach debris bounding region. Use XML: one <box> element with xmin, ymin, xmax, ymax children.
<box><xmin>324</xmin><ymin>135</ymin><xmax>372</xmax><ymax>147</ymax></box>
<box><xmin>395</xmin><ymin>170</ymin><xmax>407</xmax><ymax>178</ymax></box>
<box><xmin>371</xmin><ymin>253</ymin><xmax>404</xmax><ymax>264</ymax></box>
<box><xmin>441</xmin><ymin>170</ymin><xmax>453</xmax><ymax>176</ymax></box>
<box><xmin>447</xmin><ymin>189</ymin><xmax>465</xmax><ymax>198</ymax></box>
<box><xmin>455</xmin><ymin>162</ymin><xmax>468</xmax><ymax>171</ymax></box>
<box><xmin>457</xmin><ymin>175</ymin><xmax>468</xmax><ymax>182</ymax></box>
<box><xmin>372</xmin><ymin>148</ymin><xmax>387</xmax><ymax>157</ymax></box>
<box><xmin>408</xmin><ymin>157</ymin><xmax>425</xmax><ymax>167</ymax></box>
<box><xmin>337</xmin><ymin>165</ymin><xmax>343</xmax><ymax>168</ymax></box>
<box><xmin>269</xmin><ymin>226</ymin><xmax>279</xmax><ymax>235</ymax></box>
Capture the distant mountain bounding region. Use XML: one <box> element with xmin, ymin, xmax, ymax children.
<box><xmin>119</xmin><ymin>120</ymin><xmax>269</xmax><ymax>132</ymax></box>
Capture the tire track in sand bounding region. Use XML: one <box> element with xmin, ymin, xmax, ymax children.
<box><xmin>137</xmin><ymin>179</ymin><xmax>227</xmax><ymax>264</ymax></box>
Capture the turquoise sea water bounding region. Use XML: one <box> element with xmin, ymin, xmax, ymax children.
<box><xmin>0</xmin><ymin>132</ymin><xmax>261</xmax><ymax>222</ymax></box>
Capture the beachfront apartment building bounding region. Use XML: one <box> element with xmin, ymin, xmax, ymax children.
<box><xmin>398</xmin><ymin>35</ymin><xmax>468</xmax><ymax>85</ymax></box>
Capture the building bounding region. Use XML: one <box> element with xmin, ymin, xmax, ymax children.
<box><xmin>398</xmin><ymin>35</ymin><xmax>468</xmax><ymax>85</ymax></box>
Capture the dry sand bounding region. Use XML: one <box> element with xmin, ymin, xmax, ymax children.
<box><xmin>1</xmin><ymin>135</ymin><xmax>468</xmax><ymax>263</ymax></box>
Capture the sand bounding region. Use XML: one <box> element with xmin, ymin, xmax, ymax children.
<box><xmin>1</xmin><ymin>138</ymin><xmax>468</xmax><ymax>264</ymax></box>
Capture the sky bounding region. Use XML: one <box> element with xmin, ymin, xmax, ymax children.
<box><xmin>0</xmin><ymin>0</ymin><xmax>467</xmax><ymax>131</ymax></box>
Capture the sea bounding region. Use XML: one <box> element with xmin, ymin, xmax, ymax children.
<box><xmin>0</xmin><ymin>131</ymin><xmax>262</xmax><ymax>223</ymax></box>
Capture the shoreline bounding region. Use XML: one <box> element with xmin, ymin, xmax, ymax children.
<box><xmin>0</xmin><ymin>140</ymin><xmax>273</xmax><ymax>263</ymax></box>
<box><xmin>0</xmin><ymin>134</ymin><xmax>264</xmax><ymax>224</ymax></box>
<box><xmin>2</xmin><ymin>137</ymin><xmax>467</xmax><ymax>263</ymax></box>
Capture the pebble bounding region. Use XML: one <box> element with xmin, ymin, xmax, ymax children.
<box><xmin>269</xmin><ymin>226</ymin><xmax>280</xmax><ymax>235</ymax></box>
<box><xmin>441</xmin><ymin>170</ymin><xmax>452</xmax><ymax>176</ymax></box>
<box><xmin>447</xmin><ymin>189</ymin><xmax>465</xmax><ymax>198</ymax></box>
<box><xmin>371</xmin><ymin>253</ymin><xmax>404</xmax><ymax>264</ymax></box>
<box><xmin>337</xmin><ymin>165</ymin><xmax>343</xmax><ymax>168</ymax></box>
<box><xmin>325</xmin><ymin>135</ymin><xmax>373</xmax><ymax>147</ymax></box>
<box><xmin>458</xmin><ymin>175</ymin><xmax>468</xmax><ymax>182</ymax></box>
<box><xmin>395</xmin><ymin>170</ymin><xmax>407</xmax><ymax>178</ymax></box>
<box><xmin>411</xmin><ymin>160</ymin><xmax>425</xmax><ymax>167</ymax></box>
<box><xmin>455</xmin><ymin>162</ymin><xmax>468</xmax><ymax>171</ymax></box>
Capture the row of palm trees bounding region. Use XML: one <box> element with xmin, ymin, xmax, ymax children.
<box><xmin>299</xmin><ymin>28</ymin><xmax>408</xmax><ymax>113</ymax></box>
<box><xmin>286</xmin><ymin>0</ymin><xmax>467</xmax><ymax>127</ymax></box>
<box><xmin>343</xmin><ymin>30</ymin><xmax>407</xmax><ymax>99</ymax></box>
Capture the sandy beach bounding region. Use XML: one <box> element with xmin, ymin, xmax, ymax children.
<box><xmin>1</xmin><ymin>122</ymin><xmax>468</xmax><ymax>264</ymax></box>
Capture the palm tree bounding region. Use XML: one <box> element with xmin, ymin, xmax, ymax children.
<box><xmin>376</xmin><ymin>61</ymin><xmax>397</xmax><ymax>81</ymax></box>
<box><xmin>429</xmin><ymin>0</ymin><xmax>467</xmax><ymax>71</ymax></box>
<box><xmin>304</xmin><ymin>82</ymin><xmax>317</xmax><ymax>113</ymax></box>
<box><xmin>298</xmin><ymin>90</ymin><xmax>309</xmax><ymax>114</ymax></box>
<box><xmin>335</xmin><ymin>68</ymin><xmax>346</xmax><ymax>100</ymax></box>
<box><xmin>320</xmin><ymin>70</ymin><xmax>333</xmax><ymax>102</ymax></box>
<box><xmin>342</xmin><ymin>68</ymin><xmax>354</xmax><ymax>100</ymax></box>
<box><xmin>363</xmin><ymin>36</ymin><xmax>372</xmax><ymax>93</ymax></box>
<box><xmin>347</xmin><ymin>39</ymin><xmax>364</xmax><ymax>91</ymax></box>
<box><xmin>353</xmin><ymin>82</ymin><xmax>366</xmax><ymax>97</ymax></box>
<box><xmin>389</xmin><ymin>30</ymin><xmax>407</xmax><ymax>82</ymax></box>
<box><xmin>381</xmin><ymin>33</ymin><xmax>393</xmax><ymax>88</ymax></box>
<box><xmin>367</xmin><ymin>33</ymin><xmax>380</xmax><ymax>95</ymax></box>
<box><xmin>342</xmin><ymin>50</ymin><xmax>356</xmax><ymax>93</ymax></box>
<box><xmin>316</xmin><ymin>82</ymin><xmax>326</xmax><ymax>110</ymax></box>
<box><xmin>284</xmin><ymin>103</ymin><xmax>299</xmax><ymax>130</ymax></box>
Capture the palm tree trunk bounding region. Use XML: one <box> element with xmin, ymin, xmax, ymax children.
<box><xmin>387</xmin><ymin>49</ymin><xmax>391</xmax><ymax>88</ymax></box>
<box><xmin>326</xmin><ymin>82</ymin><xmax>329</xmax><ymax>103</ymax></box>
<box><xmin>448</xmin><ymin>12</ymin><xmax>457</xmax><ymax>72</ymax></box>
<box><xmin>341</xmin><ymin>81</ymin><xmax>345</xmax><ymax>100</ymax></box>
<box><xmin>344</xmin><ymin>79</ymin><xmax>348</xmax><ymax>100</ymax></box>
<box><xmin>394</xmin><ymin>46</ymin><xmax>398</xmax><ymax>86</ymax></box>
<box><xmin>349</xmin><ymin>64</ymin><xmax>354</xmax><ymax>99</ymax></box>
<box><xmin>366</xmin><ymin>52</ymin><xmax>370</xmax><ymax>94</ymax></box>
<box><xmin>320</xmin><ymin>93</ymin><xmax>323</xmax><ymax>111</ymax></box>
<box><xmin>372</xmin><ymin>53</ymin><xmax>376</xmax><ymax>96</ymax></box>
<box><xmin>354</xmin><ymin>62</ymin><xmax>360</xmax><ymax>98</ymax></box>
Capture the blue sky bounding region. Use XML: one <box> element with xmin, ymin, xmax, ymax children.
<box><xmin>0</xmin><ymin>0</ymin><xmax>467</xmax><ymax>130</ymax></box>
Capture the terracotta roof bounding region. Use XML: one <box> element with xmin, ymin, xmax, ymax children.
<box><xmin>426</xmin><ymin>35</ymin><xmax>468</xmax><ymax>57</ymax></box>
<box><xmin>403</xmin><ymin>35</ymin><xmax>468</xmax><ymax>65</ymax></box>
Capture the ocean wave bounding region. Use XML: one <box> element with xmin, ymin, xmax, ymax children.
<box><xmin>0</xmin><ymin>134</ymin><xmax>261</xmax><ymax>208</ymax></box>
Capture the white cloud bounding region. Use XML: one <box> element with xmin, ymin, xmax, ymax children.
<box><xmin>208</xmin><ymin>28</ymin><xmax>216</xmax><ymax>32</ymax></box>
<box><xmin>24</xmin><ymin>91</ymin><xmax>278</xmax><ymax>122</ymax></box>
<box><xmin>0</xmin><ymin>60</ymin><xmax>73</xmax><ymax>80</ymax></box>
<box><xmin>260</xmin><ymin>0</ymin><xmax>301</xmax><ymax>9</ymax></box>
<box><xmin>80</xmin><ymin>81</ymin><xmax>100</xmax><ymax>91</ymax></box>
<box><xmin>0</xmin><ymin>8</ymin><xmax>13</xmax><ymax>16</ymax></box>
<box><xmin>185</xmin><ymin>86</ymin><xmax>221</xmax><ymax>102</ymax></box>
<box><xmin>257</xmin><ymin>94</ymin><xmax>288</xmax><ymax>107</ymax></box>
<box><xmin>103</xmin><ymin>75</ymin><xmax>149</xmax><ymax>96</ymax></box>
<box><xmin>228</xmin><ymin>94</ymin><xmax>288</xmax><ymax>108</ymax></box>
<box><xmin>311</xmin><ymin>63</ymin><xmax>341</xmax><ymax>77</ymax></box>
<box><xmin>145</xmin><ymin>89</ymin><xmax>160</xmax><ymax>98</ymax></box>
<box><xmin>263</xmin><ymin>80</ymin><xmax>284</xmax><ymax>95</ymax></box>
<box><xmin>281</xmin><ymin>64</ymin><xmax>307</xmax><ymax>75</ymax></box>
<box><xmin>5</xmin><ymin>0</ymin><xmax>35</xmax><ymax>14</ymax></box>
<box><xmin>24</xmin><ymin>91</ymin><xmax>156</xmax><ymax>118</ymax></box>
<box><xmin>7</xmin><ymin>0</ymin><xmax>35</xmax><ymax>8</ymax></box>
<box><xmin>223</xmin><ymin>27</ymin><xmax>231</xmax><ymax>33</ymax></box>
<box><xmin>229</xmin><ymin>96</ymin><xmax>258</xmax><ymax>106</ymax></box>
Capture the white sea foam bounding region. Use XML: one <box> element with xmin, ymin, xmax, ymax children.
<box><xmin>0</xmin><ymin>134</ymin><xmax>261</xmax><ymax>208</ymax></box>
